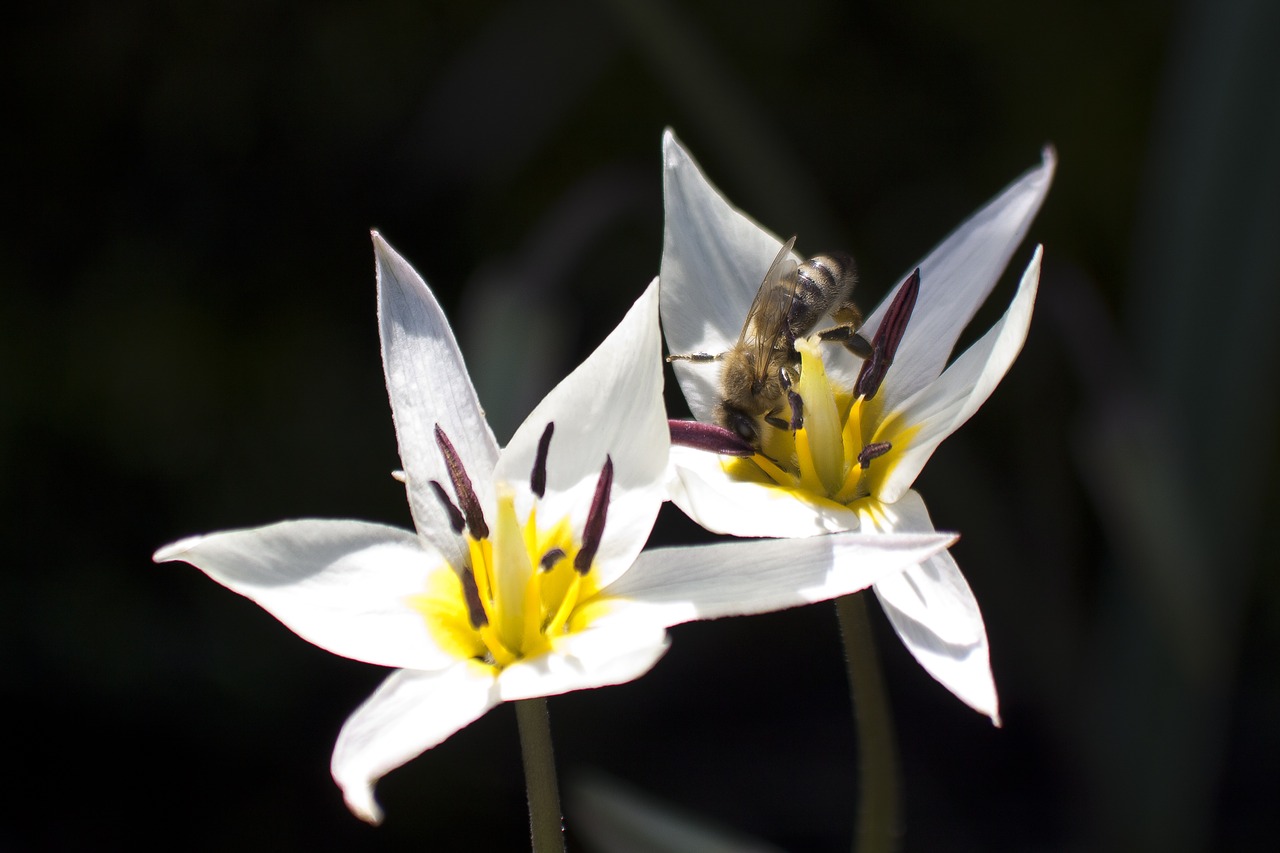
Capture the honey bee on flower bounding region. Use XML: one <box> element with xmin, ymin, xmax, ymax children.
<box><xmin>660</xmin><ymin>131</ymin><xmax>1054</xmax><ymax>723</ymax></box>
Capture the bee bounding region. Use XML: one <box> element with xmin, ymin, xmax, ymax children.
<box><xmin>670</xmin><ymin>236</ymin><xmax>873</xmax><ymax>448</ymax></box>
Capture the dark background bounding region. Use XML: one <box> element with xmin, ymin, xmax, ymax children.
<box><xmin>4</xmin><ymin>0</ymin><xmax>1278</xmax><ymax>850</ymax></box>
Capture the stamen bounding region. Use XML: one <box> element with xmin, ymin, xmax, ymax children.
<box><xmin>540</xmin><ymin>548</ymin><xmax>567</xmax><ymax>571</ymax></box>
<box><xmin>434</xmin><ymin>424</ymin><xmax>490</xmax><ymax>540</ymax></box>
<box><xmin>458</xmin><ymin>569</ymin><xmax>489</xmax><ymax>628</ymax></box>
<box><xmin>574</xmin><ymin>456</ymin><xmax>614</xmax><ymax>574</ymax></box>
<box><xmin>530</xmin><ymin>422</ymin><xmax>554</xmax><ymax>498</ymax></box>
<box><xmin>858</xmin><ymin>441</ymin><xmax>892</xmax><ymax>468</ymax></box>
<box><xmin>856</xmin><ymin>268</ymin><xmax>920</xmax><ymax>400</ymax></box>
<box><xmin>428</xmin><ymin>480</ymin><xmax>466</xmax><ymax>534</ymax></box>
<box><xmin>669</xmin><ymin>419</ymin><xmax>755</xmax><ymax>456</ymax></box>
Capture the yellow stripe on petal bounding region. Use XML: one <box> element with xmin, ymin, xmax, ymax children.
<box><xmin>407</xmin><ymin>566</ymin><xmax>489</xmax><ymax>662</ymax></box>
<box><xmin>862</xmin><ymin>419</ymin><xmax>921</xmax><ymax>499</ymax></box>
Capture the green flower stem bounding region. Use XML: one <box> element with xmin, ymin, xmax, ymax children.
<box><xmin>835</xmin><ymin>592</ymin><xmax>901</xmax><ymax>853</ymax></box>
<box><xmin>515</xmin><ymin>697</ymin><xmax>566</xmax><ymax>853</ymax></box>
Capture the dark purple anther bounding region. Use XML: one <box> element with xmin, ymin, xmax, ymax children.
<box><xmin>428</xmin><ymin>480</ymin><xmax>466</xmax><ymax>534</ymax></box>
<box><xmin>574</xmin><ymin>456</ymin><xmax>614</xmax><ymax>574</ymax></box>
<box><xmin>857</xmin><ymin>441</ymin><xmax>892</xmax><ymax>469</ymax></box>
<box><xmin>668</xmin><ymin>419</ymin><xmax>755</xmax><ymax>456</ymax></box>
<box><xmin>856</xmin><ymin>268</ymin><xmax>920</xmax><ymax>400</ymax></box>
<box><xmin>530</xmin><ymin>422</ymin><xmax>554</xmax><ymax>498</ymax></box>
<box><xmin>459</xmin><ymin>569</ymin><xmax>489</xmax><ymax>629</ymax></box>
<box><xmin>434</xmin><ymin>424</ymin><xmax>490</xmax><ymax>540</ymax></box>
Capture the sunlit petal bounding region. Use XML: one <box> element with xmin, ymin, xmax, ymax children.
<box><xmin>876</xmin><ymin>247</ymin><xmax>1041</xmax><ymax>503</ymax></box>
<box><xmin>864</xmin><ymin>491</ymin><xmax>999</xmax><ymax>723</ymax></box>
<box><xmin>376</xmin><ymin>233</ymin><xmax>498</xmax><ymax>564</ymax></box>
<box><xmin>497</xmin><ymin>281</ymin><xmax>668</xmax><ymax>588</ymax></box>
<box><xmin>600</xmin><ymin>531</ymin><xmax>956</xmax><ymax>628</ymax></box>
<box><xmin>154</xmin><ymin>520</ymin><xmax>461</xmax><ymax>670</ymax></box>
<box><xmin>496</xmin><ymin>623</ymin><xmax>671</xmax><ymax>702</ymax></box>
<box><xmin>860</xmin><ymin>149</ymin><xmax>1055</xmax><ymax>412</ymax></box>
<box><xmin>668</xmin><ymin>446</ymin><xmax>859</xmax><ymax>538</ymax></box>
<box><xmin>331</xmin><ymin>663</ymin><xmax>500</xmax><ymax>824</ymax></box>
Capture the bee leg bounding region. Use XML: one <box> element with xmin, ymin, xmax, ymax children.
<box><xmin>777</xmin><ymin>369</ymin><xmax>804</xmax><ymax>432</ymax></box>
<box><xmin>816</xmin><ymin>324</ymin><xmax>874</xmax><ymax>359</ymax></box>
<box><xmin>787</xmin><ymin>388</ymin><xmax>804</xmax><ymax>431</ymax></box>
<box><xmin>666</xmin><ymin>352</ymin><xmax>722</xmax><ymax>363</ymax></box>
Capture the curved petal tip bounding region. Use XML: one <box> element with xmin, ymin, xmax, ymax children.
<box><xmin>153</xmin><ymin>535</ymin><xmax>201</xmax><ymax>563</ymax></box>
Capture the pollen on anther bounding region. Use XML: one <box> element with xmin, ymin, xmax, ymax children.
<box><xmin>858</xmin><ymin>441</ymin><xmax>892</xmax><ymax>469</ymax></box>
<box><xmin>434</xmin><ymin>424</ymin><xmax>490</xmax><ymax>540</ymax></box>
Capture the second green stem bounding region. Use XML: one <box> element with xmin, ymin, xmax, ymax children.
<box><xmin>835</xmin><ymin>592</ymin><xmax>901</xmax><ymax>853</ymax></box>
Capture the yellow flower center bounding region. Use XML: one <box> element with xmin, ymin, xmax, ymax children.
<box><xmin>409</xmin><ymin>489</ymin><xmax>605</xmax><ymax>671</ymax></box>
<box><xmin>726</xmin><ymin>336</ymin><xmax>919</xmax><ymax>512</ymax></box>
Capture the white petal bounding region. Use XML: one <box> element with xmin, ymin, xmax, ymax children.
<box><xmin>862</xmin><ymin>149</ymin><xmax>1055</xmax><ymax>413</ymax></box>
<box><xmin>375</xmin><ymin>233</ymin><xmax>499</xmax><ymax>564</ymax></box>
<box><xmin>659</xmin><ymin>130</ymin><xmax>793</xmax><ymax>424</ymax></box>
<box><xmin>154</xmin><ymin>520</ymin><xmax>461</xmax><ymax>671</ymax></box>
<box><xmin>864</xmin><ymin>491</ymin><xmax>999</xmax><ymax>723</ymax></box>
<box><xmin>598</xmin><ymin>530</ymin><xmax>956</xmax><ymax>628</ymax></box>
<box><xmin>496</xmin><ymin>622</ymin><xmax>671</xmax><ymax>702</ymax></box>
<box><xmin>877</xmin><ymin>247</ymin><xmax>1042</xmax><ymax>503</ymax></box>
<box><xmin>667</xmin><ymin>445</ymin><xmax>859</xmax><ymax>538</ymax></box>
<box><xmin>496</xmin><ymin>281</ymin><xmax>669</xmax><ymax>589</ymax></box>
<box><xmin>331</xmin><ymin>663</ymin><xmax>500</xmax><ymax>824</ymax></box>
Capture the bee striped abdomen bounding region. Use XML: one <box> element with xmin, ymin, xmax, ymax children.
<box><xmin>790</xmin><ymin>252</ymin><xmax>857</xmax><ymax>336</ymax></box>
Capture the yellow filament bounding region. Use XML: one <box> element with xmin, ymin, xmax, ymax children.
<box><xmin>544</xmin><ymin>573</ymin><xmax>582</xmax><ymax>638</ymax></box>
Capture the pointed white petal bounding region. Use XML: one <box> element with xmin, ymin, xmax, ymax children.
<box><xmin>667</xmin><ymin>445</ymin><xmax>860</xmax><ymax>538</ymax></box>
<box><xmin>660</xmin><ymin>131</ymin><xmax>793</xmax><ymax>423</ymax></box>
<box><xmin>877</xmin><ymin>247</ymin><xmax>1042</xmax><ymax>503</ymax></box>
<box><xmin>331</xmin><ymin>663</ymin><xmax>500</xmax><ymax>824</ymax></box>
<box><xmin>496</xmin><ymin>622</ymin><xmax>671</xmax><ymax>701</ymax></box>
<box><xmin>598</xmin><ymin>530</ymin><xmax>956</xmax><ymax>628</ymax></box>
<box><xmin>154</xmin><ymin>520</ymin><xmax>461</xmax><ymax>671</ymax></box>
<box><xmin>375</xmin><ymin>233</ymin><xmax>498</xmax><ymax>564</ymax></box>
<box><xmin>862</xmin><ymin>149</ymin><xmax>1055</xmax><ymax>412</ymax></box>
<box><xmin>864</xmin><ymin>491</ymin><xmax>999</xmax><ymax>723</ymax></box>
<box><xmin>497</xmin><ymin>281</ymin><xmax>669</xmax><ymax>589</ymax></box>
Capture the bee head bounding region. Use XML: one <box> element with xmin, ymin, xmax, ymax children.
<box><xmin>718</xmin><ymin>403</ymin><xmax>761</xmax><ymax>447</ymax></box>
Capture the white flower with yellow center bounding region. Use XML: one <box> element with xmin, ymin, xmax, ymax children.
<box><xmin>155</xmin><ymin>233</ymin><xmax>956</xmax><ymax>824</ymax></box>
<box><xmin>660</xmin><ymin>132</ymin><xmax>1055</xmax><ymax>723</ymax></box>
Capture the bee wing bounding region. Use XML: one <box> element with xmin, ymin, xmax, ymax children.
<box><xmin>738</xmin><ymin>236</ymin><xmax>799</xmax><ymax>373</ymax></box>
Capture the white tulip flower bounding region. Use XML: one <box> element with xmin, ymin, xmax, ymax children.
<box><xmin>156</xmin><ymin>233</ymin><xmax>956</xmax><ymax>823</ymax></box>
<box><xmin>660</xmin><ymin>132</ymin><xmax>1054</xmax><ymax>723</ymax></box>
